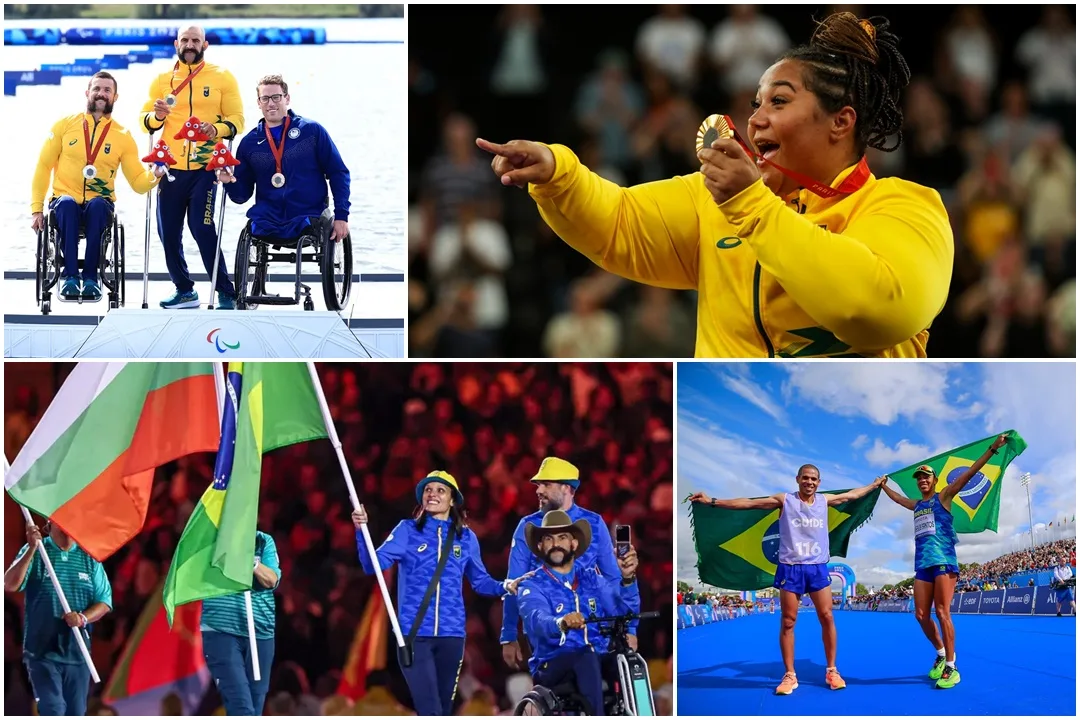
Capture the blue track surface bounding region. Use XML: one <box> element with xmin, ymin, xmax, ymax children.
<box><xmin>677</xmin><ymin>611</ymin><xmax>1076</xmax><ymax>715</ymax></box>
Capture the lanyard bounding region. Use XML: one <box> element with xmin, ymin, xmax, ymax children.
<box><xmin>169</xmin><ymin>61</ymin><xmax>206</xmax><ymax>99</ymax></box>
<box><xmin>542</xmin><ymin>566</ymin><xmax>578</xmax><ymax>590</ymax></box>
<box><xmin>701</xmin><ymin>113</ymin><xmax>872</xmax><ymax>199</ymax></box>
<box><xmin>82</xmin><ymin>117</ymin><xmax>111</xmax><ymax>166</ymax></box>
<box><xmin>264</xmin><ymin>116</ymin><xmax>292</xmax><ymax>176</ymax></box>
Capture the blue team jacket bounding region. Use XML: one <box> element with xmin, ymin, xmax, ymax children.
<box><xmin>357</xmin><ymin>516</ymin><xmax>507</xmax><ymax>638</ymax></box>
<box><xmin>223</xmin><ymin>109</ymin><xmax>350</xmax><ymax>239</ymax></box>
<box><xmin>517</xmin><ymin>565</ymin><xmax>640</xmax><ymax>676</ymax></box>
<box><xmin>502</xmin><ymin>504</ymin><xmax>634</xmax><ymax>643</ymax></box>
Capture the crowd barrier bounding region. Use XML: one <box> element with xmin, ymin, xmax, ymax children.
<box><xmin>848</xmin><ymin>584</ymin><xmax>1073</xmax><ymax>616</ymax></box>
<box><xmin>677</xmin><ymin>603</ymin><xmax>778</xmax><ymax>629</ymax></box>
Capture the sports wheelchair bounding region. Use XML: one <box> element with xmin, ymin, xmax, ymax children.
<box><xmin>233</xmin><ymin>208</ymin><xmax>352</xmax><ymax>311</ymax></box>
<box><xmin>34</xmin><ymin>201</ymin><xmax>126</xmax><ymax>315</ymax></box>
<box><xmin>514</xmin><ymin>611</ymin><xmax>660</xmax><ymax>716</ymax></box>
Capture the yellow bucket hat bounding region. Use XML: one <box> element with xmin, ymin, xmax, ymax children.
<box><xmin>415</xmin><ymin>470</ymin><xmax>464</xmax><ymax>505</ymax></box>
<box><xmin>530</xmin><ymin>457</ymin><xmax>580</xmax><ymax>490</ymax></box>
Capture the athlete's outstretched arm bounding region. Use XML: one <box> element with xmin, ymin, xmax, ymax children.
<box><xmin>826</xmin><ymin>477</ymin><xmax>885</xmax><ymax>506</ymax></box>
<box><xmin>879</xmin><ymin>478</ymin><xmax>918</xmax><ymax>511</ymax></box>
<box><xmin>940</xmin><ymin>435</ymin><xmax>1009</xmax><ymax>505</ymax></box>
<box><xmin>477</xmin><ymin>139</ymin><xmax>701</xmax><ymax>289</ymax></box>
<box><xmin>687</xmin><ymin>492</ymin><xmax>783</xmax><ymax>511</ymax></box>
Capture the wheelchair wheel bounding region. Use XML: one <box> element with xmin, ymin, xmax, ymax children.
<box><xmin>320</xmin><ymin>230</ymin><xmax>352</xmax><ymax>311</ymax></box>
<box><xmin>117</xmin><ymin>221</ymin><xmax>126</xmax><ymax>307</ymax></box>
<box><xmin>234</xmin><ymin>225</ymin><xmax>254</xmax><ymax>310</ymax></box>
<box><xmin>514</xmin><ymin>689</ymin><xmax>556</xmax><ymax>716</ymax></box>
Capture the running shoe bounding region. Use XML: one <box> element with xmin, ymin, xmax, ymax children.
<box><xmin>929</xmin><ymin>655</ymin><xmax>946</xmax><ymax>680</ymax></box>
<box><xmin>81</xmin><ymin>279</ymin><xmax>102</xmax><ymax>301</ymax></box>
<box><xmin>935</xmin><ymin>665</ymin><xmax>960</xmax><ymax>689</ymax></box>
<box><xmin>775</xmin><ymin>673</ymin><xmax>798</xmax><ymax>695</ymax></box>
<box><xmin>160</xmin><ymin>290</ymin><xmax>200</xmax><ymax>309</ymax></box>
<box><xmin>826</xmin><ymin>668</ymin><xmax>846</xmax><ymax>690</ymax></box>
<box><xmin>60</xmin><ymin>277</ymin><xmax>81</xmax><ymax>300</ymax></box>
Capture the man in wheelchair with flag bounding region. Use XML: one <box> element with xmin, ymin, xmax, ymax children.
<box><xmin>215</xmin><ymin>73</ymin><xmax>353</xmax><ymax>311</ymax></box>
<box><xmin>516</xmin><ymin>510</ymin><xmax>650</xmax><ymax>716</ymax></box>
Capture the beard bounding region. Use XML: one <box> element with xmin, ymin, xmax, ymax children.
<box><xmin>177</xmin><ymin>47</ymin><xmax>205</xmax><ymax>65</ymax></box>
<box><xmin>545</xmin><ymin>547</ymin><xmax>574</xmax><ymax>567</ymax></box>
<box><xmin>540</xmin><ymin>496</ymin><xmax>561</xmax><ymax>513</ymax></box>
<box><xmin>86</xmin><ymin>97</ymin><xmax>114</xmax><ymax>115</ymax></box>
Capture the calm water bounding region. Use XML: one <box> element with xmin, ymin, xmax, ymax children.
<box><xmin>2</xmin><ymin>26</ymin><xmax>405</xmax><ymax>276</ymax></box>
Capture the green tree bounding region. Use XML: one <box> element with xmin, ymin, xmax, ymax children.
<box><xmin>856</xmin><ymin>583</ymin><xmax>868</xmax><ymax>595</ymax></box>
<box><xmin>677</xmin><ymin>580</ymin><xmax>691</xmax><ymax>593</ymax></box>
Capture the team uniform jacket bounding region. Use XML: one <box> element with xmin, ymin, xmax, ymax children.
<box><xmin>529</xmin><ymin>144</ymin><xmax>954</xmax><ymax>358</ymax></box>
<box><xmin>502</xmin><ymin>504</ymin><xmax>630</xmax><ymax>644</ymax></box>
<box><xmin>357</xmin><ymin>516</ymin><xmax>507</xmax><ymax>638</ymax></box>
<box><xmin>139</xmin><ymin>61</ymin><xmax>244</xmax><ymax>171</ymax></box>
<box><xmin>517</xmin><ymin>565</ymin><xmax>640</xmax><ymax>676</ymax></box>
<box><xmin>223</xmin><ymin>110</ymin><xmax>351</xmax><ymax>239</ymax></box>
<box><xmin>31</xmin><ymin>113</ymin><xmax>158</xmax><ymax>212</ymax></box>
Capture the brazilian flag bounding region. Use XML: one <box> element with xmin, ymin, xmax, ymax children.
<box><xmin>888</xmin><ymin>430</ymin><xmax>1027</xmax><ymax>534</ymax></box>
<box><xmin>690</xmin><ymin>489</ymin><xmax>881</xmax><ymax>591</ymax></box>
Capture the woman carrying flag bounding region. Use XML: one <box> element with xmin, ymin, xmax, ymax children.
<box><xmin>477</xmin><ymin>12</ymin><xmax>952</xmax><ymax>358</ymax></box>
<box><xmin>879</xmin><ymin>434</ymin><xmax>1008</xmax><ymax>689</ymax></box>
<box><xmin>352</xmin><ymin>471</ymin><xmax>526</xmax><ymax>715</ymax></box>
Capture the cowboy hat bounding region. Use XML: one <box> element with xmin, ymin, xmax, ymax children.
<box><xmin>524</xmin><ymin>510</ymin><xmax>592</xmax><ymax>560</ymax></box>
<box><xmin>415</xmin><ymin>470</ymin><xmax>464</xmax><ymax>506</ymax></box>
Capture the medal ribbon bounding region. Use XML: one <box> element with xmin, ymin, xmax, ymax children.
<box><xmin>82</xmin><ymin>118</ymin><xmax>111</xmax><ymax>168</ymax></box>
<box><xmin>169</xmin><ymin>61</ymin><xmax>206</xmax><ymax>99</ymax></box>
<box><xmin>264</xmin><ymin>116</ymin><xmax>291</xmax><ymax>179</ymax></box>
<box><xmin>724</xmin><ymin>119</ymin><xmax>872</xmax><ymax>199</ymax></box>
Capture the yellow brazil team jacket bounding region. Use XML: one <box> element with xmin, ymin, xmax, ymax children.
<box><xmin>139</xmin><ymin>61</ymin><xmax>244</xmax><ymax>171</ymax></box>
<box><xmin>31</xmin><ymin>113</ymin><xmax>159</xmax><ymax>213</ymax></box>
<box><xmin>529</xmin><ymin>144</ymin><xmax>955</xmax><ymax>358</ymax></box>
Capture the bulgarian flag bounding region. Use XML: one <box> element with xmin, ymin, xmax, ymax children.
<box><xmin>5</xmin><ymin>362</ymin><xmax>220</xmax><ymax>560</ymax></box>
<box><xmin>338</xmin><ymin>569</ymin><xmax>393</xmax><ymax>700</ymax></box>
<box><xmin>102</xmin><ymin>583</ymin><xmax>210</xmax><ymax>715</ymax></box>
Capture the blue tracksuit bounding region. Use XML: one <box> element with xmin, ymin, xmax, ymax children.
<box><xmin>357</xmin><ymin>516</ymin><xmax>506</xmax><ymax>715</ymax></box>
<box><xmin>51</xmin><ymin>196</ymin><xmax>112</xmax><ymax>283</ymax></box>
<box><xmin>502</xmin><ymin>504</ymin><xmax>635</xmax><ymax>646</ymax></box>
<box><xmin>223</xmin><ymin>110</ymin><xmax>350</xmax><ymax>240</ymax></box>
<box><xmin>157</xmin><ymin>168</ymin><xmax>236</xmax><ymax>297</ymax></box>
<box><xmin>518</xmin><ymin>566</ymin><xmax>640</xmax><ymax>715</ymax></box>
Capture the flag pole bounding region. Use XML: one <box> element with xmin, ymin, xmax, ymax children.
<box><xmin>4</xmin><ymin>456</ymin><xmax>100</xmax><ymax>683</ymax></box>
<box><xmin>304</xmin><ymin>362</ymin><xmax>406</xmax><ymax>649</ymax></box>
<box><xmin>213</xmin><ymin>364</ymin><xmax>261</xmax><ymax>682</ymax></box>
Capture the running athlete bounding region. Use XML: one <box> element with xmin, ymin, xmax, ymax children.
<box><xmin>478</xmin><ymin>12</ymin><xmax>952</xmax><ymax>358</ymax></box>
<box><xmin>879</xmin><ymin>434</ymin><xmax>1008</xmax><ymax>689</ymax></box>
<box><xmin>690</xmin><ymin>466</ymin><xmax>883</xmax><ymax>694</ymax></box>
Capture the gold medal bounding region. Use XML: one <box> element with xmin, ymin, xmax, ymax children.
<box><xmin>696</xmin><ymin>114</ymin><xmax>735</xmax><ymax>153</ymax></box>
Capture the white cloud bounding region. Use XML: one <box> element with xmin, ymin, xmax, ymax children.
<box><xmin>851</xmin><ymin>434</ymin><xmax>869</xmax><ymax>450</ymax></box>
<box><xmin>782</xmin><ymin>363</ymin><xmax>965</xmax><ymax>425</ymax></box>
<box><xmin>864</xmin><ymin>438</ymin><xmax>933</xmax><ymax>468</ymax></box>
<box><xmin>713</xmin><ymin>368</ymin><xmax>786</xmax><ymax>424</ymax></box>
<box><xmin>775</xmin><ymin>436</ymin><xmax>791</xmax><ymax>448</ymax></box>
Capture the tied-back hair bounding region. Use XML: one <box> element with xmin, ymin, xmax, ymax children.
<box><xmin>413</xmin><ymin>504</ymin><xmax>466</xmax><ymax>540</ymax></box>
<box><xmin>782</xmin><ymin>12</ymin><xmax>911</xmax><ymax>154</ymax></box>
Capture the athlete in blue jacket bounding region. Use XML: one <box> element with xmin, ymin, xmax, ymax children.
<box><xmin>502</xmin><ymin>457</ymin><xmax>632</xmax><ymax>670</ymax></box>
<box><xmin>517</xmin><ymin>510</ymin><xmax>640</xmax><ymax>716</ymax></box>
<box><xmin>353</xmin><ymin>471</ymin><xmax>526</xmax><ymax>716</ymax></box>
<box><xmin>216</xmin><ymin>74</ymin><xmax>350</xmax><ymax>246</ymax></box>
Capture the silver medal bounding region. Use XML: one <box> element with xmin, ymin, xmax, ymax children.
<box><xmin>83</xmin><ymin>165</ymin><xmax>97</xmax><ymax>180</ymax></box>
<box><xmin>271</xmin><ymin>172</ymin><xmax>285</xmax><ymax>188</ymax></box>
<box><xmin>165</xmin><ymin>95</ymin><xmax>176</xmax><ymax>107</ymax></box>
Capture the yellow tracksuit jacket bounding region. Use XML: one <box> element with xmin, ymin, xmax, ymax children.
<box><xmin>139</xmin><ymin>61</ymin><xmax>244</xmax><ymax>171</ymax></box>
<box><xmin>31</xmin><ymin>113</ymin><xmax>159</xmax><ymax>213</ymax></box>
<box><xmin>530</xmin><ymin>144</ymin><xmax>955</xmax><ymax>358</ymax></box>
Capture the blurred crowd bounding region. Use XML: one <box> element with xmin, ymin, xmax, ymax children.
<box><xmin>957</xmin><ymin>538</ymin><xmax>1076</xmax><ymax>590</ymax></box>
<box><xmin>409</xmin><ymin>4</ymin><xmax>1075</xmax><ymax>358</ymax></box>
<box><xmin>677</xmin><ymin>588</ymin><xmax>778</xmax><ymax>620</ymax></box>
<box><xmin>5</xmin><ymin>362</ymin><xmax>674</xmax><ymax>716</ymax></box>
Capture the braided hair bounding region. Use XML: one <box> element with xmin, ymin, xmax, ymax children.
<box><xmin>782</xmin><ymin>12</ymin><xmax>911</xmax><ymax>154</ymax></box>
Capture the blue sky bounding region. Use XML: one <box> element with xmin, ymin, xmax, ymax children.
<box><xmin>677</xmin><ymin>362</ymin><xmax>1077</xmax><ymax>589</ymax></box>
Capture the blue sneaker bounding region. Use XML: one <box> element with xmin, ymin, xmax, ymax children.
<box><xmin>81</xmin><ymin>278</ymin><xmax>102</xmax><ymax>302</ymax></box>
<box><xmin>216</xmin><ymin>292</ymin><xmax>236</xmax><ymax>310</ymax></box>
<box><xmin>60</xmin><ymin>277</ymin><xmax>81</xmax><ymax>300</ymax></box>
<box><xmin>159</xmin><ymin>289</ymin><xmax>200</xmax><ymax>309</ymax></box>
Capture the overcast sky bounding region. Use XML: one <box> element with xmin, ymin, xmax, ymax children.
<box><xmin>677</xmin><ymin>362</ymin><xmax>1076</xmax><ymax>589</ymax></box>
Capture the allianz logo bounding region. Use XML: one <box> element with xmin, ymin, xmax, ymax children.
<box><xmin>790</xmin><ymin>518</ymin><xmax>824</xmax><ymax>528</ymax></box>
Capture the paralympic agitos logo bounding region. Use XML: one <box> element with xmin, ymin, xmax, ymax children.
<box><xmin>206</xmin><ymin>328</ymin><xmax>240</xmax><ymax>353</ymax></box>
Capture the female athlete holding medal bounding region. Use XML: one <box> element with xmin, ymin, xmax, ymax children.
<box><xmin>478</xmin><ymin>12</ymin><xmax>953</xmax><ymax>358</ymax></box>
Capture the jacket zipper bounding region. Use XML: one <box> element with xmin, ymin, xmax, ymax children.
<box><xmin>434</xmin><ymin>526</ymin><xmax>442</xmax><ymax>636</ymax></box>
<box><xmin>752</xmin><ymin>263</ymin><xmax>775</xmax><ymax>357</ymax></box>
